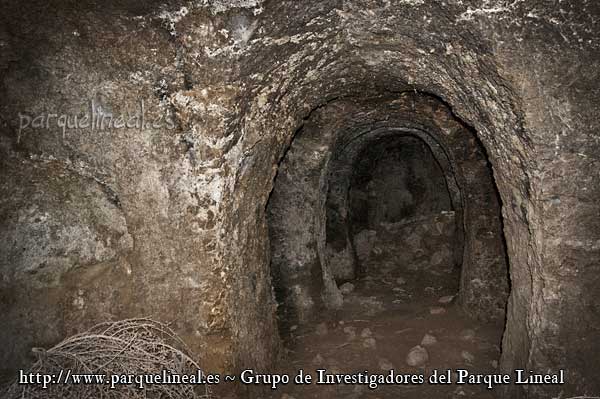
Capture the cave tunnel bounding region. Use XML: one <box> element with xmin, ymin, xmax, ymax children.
<box><xmin>266</xmin><ymin>93</ymin><xmax>509</xmax><ymax>398</ymax></box>
<box><xmin>1</xmin><ymin>2</ymin><xmax>599</xmax><ymax>399</ymax></box>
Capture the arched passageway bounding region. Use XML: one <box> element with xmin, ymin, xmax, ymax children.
<box><xmin>266</xmin><ymin>93</ymin><xmax>509</xmax><ymax>398</ymax></box>
<box><xmin>333</xmin><ymin>134</ymin><xmax>462</xmax><ymax>291</ymax></box>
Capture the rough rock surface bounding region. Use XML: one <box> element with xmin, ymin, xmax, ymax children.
<box><xmin>0</xmin><ymin>1</ymin><xmax>599</xmax><ymax>398</ymax></box>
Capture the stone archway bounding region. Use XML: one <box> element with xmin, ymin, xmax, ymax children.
<box><xmin>266</xmin><ymin>93</ymin><xmax>509</xmax><ymax>329</ymax></box>
<box><xmin>227</xmin><ymin>29</ymin><xmax>532</xmax><ymax>391</ymax></box>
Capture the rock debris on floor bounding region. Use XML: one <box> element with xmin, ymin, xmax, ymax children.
<box><xmin>269</xmin><ymin>222</ymin><xmax>503</xmax><ymax>399</ymax></box>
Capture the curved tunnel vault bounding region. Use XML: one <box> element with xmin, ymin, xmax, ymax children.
<box><xmin>267</xmin><ymin>93</ymin><xmax>509</xmax><ymax>332</ymax></box>
<box><xmin>264</xmin><ymin>92</ymin><xmax>511</xmax><ymax>398</ymax></box>
<box><xmin>220</xmin><ymin>4</ymin><xmax>598</xmax><ymax>396</ymax></box>
<box><xmin>223</xmin><ymin>6</ymin><xmax>543</xmax><ymax>396</ymax></box>
<box><xmin>325</xmin><ymin>128</ymin><xmax>464</xmax><ymax>285</ymax></box>
<box><xmin>330</xmin><ymin>133</ymin><xmax>462</xmax><ymax>288</ymax></box>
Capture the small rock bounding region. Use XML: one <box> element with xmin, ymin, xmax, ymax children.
<box><xmin>429</xmin><ymin>306</ymin><xmax>446</xmax><ymax>315</ymax></box>
<box><xmin>281</xmin><ymin>394</ymin><xmax>296</xmax><ymax>399</ymax></box>
<box><xmin>438</xmin><ymin>295</ymin><xmax>455</xmax><ymax>304</ymax></box>
<box><xmin>459</xmin><ymin>329</ymin><xmax>476</xmax><ymax>341</ymax></box>
<box><xmin>406</xmin><ymin>345</ymin><xmax>429</xmax><ymax>367</ymax></box>
<box><xmin>421</xmin><ymin>333</ymin><xmax>437</xmax><ymax>346</ymax></box>
<box><xmin>461</xmin><ymin>350</ymin><xmax>475</xmax><ymax>363</ymax></box>
<box><xmin>360</xmin><ymin>328</ymin><xmax>372</xmax><ymax>338</ymax></box>
<box><xmin>396</xmin><ymin>277</ymin><xmax>406</xmax><ymax>285</ymax></box>
<box><xmin>392</xmin><ymin>287</ymin><xmax>405</xmax><ymax>292</ymax></box>
<box><xmin>490</xmin><ymin>360</ymin><xmax>499</xmax><ymax>369</ymax></box>
<box><xmin>316</xmin><ymin>322</ymin><xmax>328</xmax><ymax>336</ymax></box>
<box><xmin>343</xmin><ymin>326</ymin><xmax>356</xmax><ymax>340</ymax></box>
<box><xmin>362</xmin><ymin>337</ymin><xmax>377</xmax><ymax>349</ymax></box>
<box><xmin>339</xmin><ymin>282</ymin><xmax>355</xmax><ymax>295</ymax></box>
<box><xmin>378</xmin><ymin>358</ymin><xmax>394</xmax><ymax>370</ymax></box>
<box><xmin>290</xmin><ymin>325</ymin><xmax>298</xmax><ymax>331</ymax></box>
<box><xmin>312</xmin><ymin>354</ymin><xmax>324</xmax><ymax>365</ymax></box>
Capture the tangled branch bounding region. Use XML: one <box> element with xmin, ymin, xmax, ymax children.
<box><xmin>4</xmin><ymin>318</ymin><xmax>213</xmax><ymax>399</ymax></box>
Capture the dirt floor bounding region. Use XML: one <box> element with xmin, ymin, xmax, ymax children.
<box><xmin>266</xmin><ymin>224</ymin><xmax>504</xmax><ymax>399</ymax></box>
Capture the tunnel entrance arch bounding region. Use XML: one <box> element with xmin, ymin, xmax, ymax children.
<box><xmin>325</xmin><ymin>127</ymin><xmax>464</xmax><ymax>285</ymax></box>
<box><xmin>225</xmin><ymin>16</ymin><xmax>536</xmax><ymax>394</ymax></box>
<box><xmin>263</xmin><ymin>93</ymin><xmax>511</xmax><ymax>399</ymax></box>
<box><xmin>266</xmin><ymin>94</ymin><xmax>509</xmax><ymax>332</ymax></box>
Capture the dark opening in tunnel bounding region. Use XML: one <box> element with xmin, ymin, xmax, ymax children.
<box><xmin>331</xmin><ymin>134</ymin><xmax>462</xmax><ymax>289</ymax></box>
<box><xmin>349</xmin><ymin>136</ymin><xmax>453</xmax><ymax>229</ymax></box>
